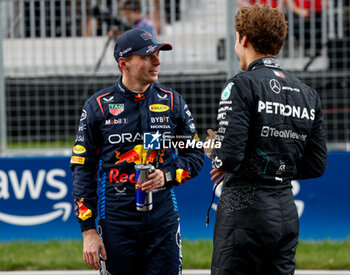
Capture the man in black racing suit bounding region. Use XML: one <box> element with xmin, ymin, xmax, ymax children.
<box><xmin>71</xmin><ymin>29</ymin><xmax>204</xmax><ymax>275</ymax></box>
<box><xmin>206</xmin><ymin>5</ymin><xmax>327</xmax><ymax>275</ymax></box>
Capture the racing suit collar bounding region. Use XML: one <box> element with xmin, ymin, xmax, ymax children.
<box><xmin>247</xmin><ymin>56</ymin><xmax>280</xmax><ymax>71</ymax></box>
<box><xmin>115</xmin><ymin>76</ymin><xmax>154</xmax><ymax>101</ymax></box>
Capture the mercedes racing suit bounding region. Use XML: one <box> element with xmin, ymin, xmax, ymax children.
<box><xmin>210</xmin><ymin>57</ymin><xmax>327</xmax><ymax>275</ymax></box>
<box><xmin>71</xmin><ymin>77</ymin><xmax>204</xmax><ymax>275</ymax></box>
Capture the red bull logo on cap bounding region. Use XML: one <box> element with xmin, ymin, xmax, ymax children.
<box><xmin>141</xmin><ymin>32</ymin><xmax>153</xmax><ymax>40</ymax></box>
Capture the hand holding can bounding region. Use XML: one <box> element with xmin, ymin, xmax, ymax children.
<box><xmin>135</xmin><ymin>164</ymin><xmax>155</xmax><ymax>211</ymax></box>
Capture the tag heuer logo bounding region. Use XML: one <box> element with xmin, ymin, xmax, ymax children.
<box><xmin>149</xmin><ymin>104</ymin><xmax>169</xmax><ymax>112</ymax></box>
<box><xmin>109</xmin><ymin>104</ymin><xmax>124</xmax><ymax>116</ymax></box>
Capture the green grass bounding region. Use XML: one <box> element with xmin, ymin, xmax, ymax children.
<box><xmin>182</xmin><ymin>240</ymin><xmax>213</xmax><ymax>268</ymax></box>
<box><xmin>0</xmin><ymin>240</ymin><xmax>350</xmax><ymax>270</ymax></box>
<box><xmin>7</xmin><ymin>139</ymin><xmax>75</xmax><ymax>149</ymax></box>
<box><xmin>296</xmin><ymin>240</ymin><xmax>350</xmax><ymax>269</ymax></box>
<box><xmin>0</xmin><ymin>240</ymin><xmax>86</xmax><ymax>271</ymax></box>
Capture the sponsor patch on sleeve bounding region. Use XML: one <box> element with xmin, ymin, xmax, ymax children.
<box><xmin>73</xmin><ymin>145</ymin><xmax>86</xmax><ymax>154</ymax></box>
<box><xmin>70</xmin><ymin>156</ymin><xmax>85</xmax><ymax>165</ymax></box>
<box><xmin>221</xmin><ymin>83</ymin><xmax>233</xmax><ymax>101</ymax></box>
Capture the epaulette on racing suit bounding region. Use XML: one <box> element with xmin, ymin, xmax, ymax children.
<box><xmin>70</xmin><ymin>77</ymin><xmax>204</xmax><ymax>232</ymax></box>
<box><xmin>210</xmin><ymin>57</ymin><xmax>327</xmax><ymax>274</ymax></box>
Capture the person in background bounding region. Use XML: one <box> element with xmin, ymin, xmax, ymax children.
<box><xmin>290</xmin><ymin>0</ymin><xmax>324</xmax><ymax>55</ymax></box>
<box><xmin>88</xmin><ymin>0</ymin><xmax>157</xmax><ymax>38</ymax></box>
<box><xmin>205</xmin><ymin>4</ymin><xmax>327</xmax><ymax>274</ymax></box>
<box><xmin>120</xmin><ymin>0</ymin><xmax>157</xmax><ymax>37</ymax></box>
<box><xmin>238</xmin><ymin>0</ymin><xmax>279</xmax><ymax>8</ymax></box>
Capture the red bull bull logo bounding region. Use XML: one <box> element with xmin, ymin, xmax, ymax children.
<box><xmin>134</xmin><ymin>94</ymin><xmax>145</xmax><ymax>101</ymax></box>
<box><xmin>75</xmin><ymin>198</ymin><xmax>92</xmax><ymax>221</ymax></box>
<box><xmin>135</xmin><ymin>183</ymin><xmax>141</xmax><ymax>190</ymax></box>
<box><xmin>146</xmin><ymin>150</ymin><xmax>157</xmax><ymax>163</ymax></box>
<box><xmin>175</xmin><ymin>169</ymin><xmax>191</xmax><ymax>184</ymax></box>
<box><xmin>115</xmin><ymin>146</ymin><xmax>142</xmax><ymax>165</ymax></box>
<box><xmin>115</xmin><ymin>145</ymin><xmax>165</xmax><ymax>165</ymax></box>
<box><xmin>146</xmin><ymin>149</ymin><xmax>165</xmax><ymax>163</ymax></box>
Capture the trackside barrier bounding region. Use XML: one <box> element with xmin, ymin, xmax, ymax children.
<box><xmin>0</xmin><ymin>152</ymin><xmax>349</xmax><ymax>241</ymax></box>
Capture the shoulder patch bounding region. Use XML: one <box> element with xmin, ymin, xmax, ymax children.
<box><xmin>221</xmin><ymin>83</ymin><xmax>234</xmax><ymax>101</ymax></box>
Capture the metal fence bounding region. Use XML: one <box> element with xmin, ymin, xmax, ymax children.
<box><xmin>0</xmin><ymin>0</ymin><xmax>349</xmax><ymax>154</ymax></box>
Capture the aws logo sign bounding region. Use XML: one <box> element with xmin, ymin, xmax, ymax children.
<box><xmin>0</xmin><ymin>168</ymin><xmax>71</xmax><ymax>226</ymax></box>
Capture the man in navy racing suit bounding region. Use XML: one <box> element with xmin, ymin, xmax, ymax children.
<box><xmin>71</xmin><ymin>28</ymin><xmax>204</xmax><ymax>275</ymax></box>
<box><xmin>205</xmin><ymin>5</ymin><xmax>327</xmax><ymax>275</ymax></box>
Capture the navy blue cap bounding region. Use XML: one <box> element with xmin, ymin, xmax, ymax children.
<box><xmin>114</xmin><ymin>29</ymin><xmax>172</xmax><ymax>63</ymax></box>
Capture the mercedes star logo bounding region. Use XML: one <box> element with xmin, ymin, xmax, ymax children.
<box><xmin>269</xmin><ymin>79</ymin><xmax>281</xmax><ymax>94</ymax></box>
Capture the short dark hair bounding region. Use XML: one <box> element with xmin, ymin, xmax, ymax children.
<box><xmin>235</xmin><ymin>5</ymin><xmax>288</xmax><ymax>55</ymax></box>
<box><xmin>122</xmin><ymin>0</ymin><xmax>141</xmax><ymax>11</ymax></box>
<box><xmin>118</xmin><ymin>55</ymin><xmax>133</xmax><ymax>74</ymax></box>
